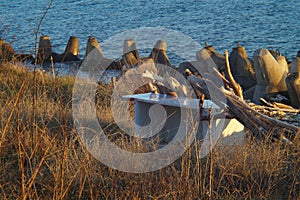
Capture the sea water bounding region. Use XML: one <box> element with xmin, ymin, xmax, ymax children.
<box><xmin>1</xmin><ymin>0</ymin><xmax>300</xmax><ymax>67</ymax></box>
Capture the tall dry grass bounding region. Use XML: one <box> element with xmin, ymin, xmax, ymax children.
<box><xmin>0</xmin><ymin>63</ymin><xmax>299</xmax><ymax>199</ymax></box>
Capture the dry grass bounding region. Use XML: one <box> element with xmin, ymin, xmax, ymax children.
<box><xmin>0</xmin><ymin>62</ymin><xmax>299</xmax><ymax>199</ymax></box>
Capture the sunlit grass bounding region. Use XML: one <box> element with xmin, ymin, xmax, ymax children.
<box><xmin>0</xmin><ymin>63</ymin><xmax>299</xmax><ymax>199</ymax></box>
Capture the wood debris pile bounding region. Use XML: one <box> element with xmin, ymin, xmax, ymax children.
<box><xmin>249</xmin><ymin>99</ymin><xmax>300</xmax><ymax>127</ymax></box>
<box><xmin>114</xmin><ymin>40</ymin><xmax>299</xmax><ymax>143</ymax></box>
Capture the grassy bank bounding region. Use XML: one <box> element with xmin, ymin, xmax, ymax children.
<box><xmin>0</xmin><ymin>63</ymin><xmax>299</xmax><ymax>199</ymax></box>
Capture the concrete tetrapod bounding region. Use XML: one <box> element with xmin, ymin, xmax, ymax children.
<box><xmin>149</xmin><ymin>40</ymin><xmax>172</xmax><ymax>68</ymax></box>
<box><xmin>229</xmin><ymin>43</ymin><xmax>256</xmax><ymax>91</ymax></box>
<box><xmin>196</xmin><ymin>44</ymin><xmax>225</xmax><ymax>72</ymax></box>
<box><xmin>286</xmin><ymin>55</ymin><xmax>300</xmax><ymax>108</ymax></box>
<box><xmin>252</xmin><ymin>48</ymin><xmax>288</xmax><ymax>104</ymax></box>
<box><xmin>122</xmin><ymin>38</ymin><xmax>141</xmax><ymax>69</ymax></box>
<box><xmin>36</xmin><ymin>35</ymin><xmax>57</xmax><ymax>64</ymax></box>
<box><xmin>80</xmin><ymin>36</ymin><xmax>113</xmax><ymax>72</ymax></box>
<box><xmin>0</xmin><ymin>39</ymin><xmax>15</xmax><ymax>62</ymax></box>
<box><xmin>53</xmin><ymin>36</ymin><xmax>80</xmax><ymax>62</ymax></box>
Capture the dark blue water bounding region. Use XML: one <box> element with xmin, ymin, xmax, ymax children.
<box><xmin>1</xmin><ymin>0</ymin><xmax>300</xmax><ymax>63</ymax></box>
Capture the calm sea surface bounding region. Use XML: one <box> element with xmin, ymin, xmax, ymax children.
<box><xmin>1</xmin><ymin>0</ymin><xmax>300</xmax><ymax>64</ymax></box>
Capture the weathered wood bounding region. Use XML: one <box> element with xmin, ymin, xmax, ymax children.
<box><xmin>197</xmin><ymin>64</ymin><xmax>298</xmax><ymax>141</ymax></box>
<box><xmin>204</xmin><ymin>79</ymin><xmax>299</xmax><ymax>142</ymax></box>
<box><xmin>224</xmin><ymin>50</ymin><xmax>243</xmax><ymax>100</ymax></box>
<box><xmin>184</xmin><ymin>69</ymin><xmax>210</xmax><ymax>99</ymax></box>
<box><xmin>126</xmin><ymin>69</ymin><xmax>299</xmax><ymax>143</ymax></box>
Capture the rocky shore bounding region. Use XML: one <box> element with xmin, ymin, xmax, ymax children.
<box><xmin>0</xmin><ymin>35</ymin><xmax>299</xmax><ymax>110</ymax></box>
